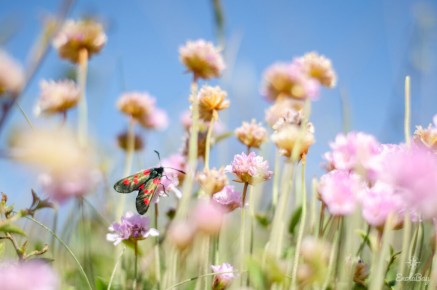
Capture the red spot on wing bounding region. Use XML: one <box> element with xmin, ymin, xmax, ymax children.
<box><xmin>123</xmin><ymin>179</ymin><xmax>129</xmax><ymax>185</ymax></box>
<box><xmin>133</xmin><ymin>178</ymin><xmax>139</xmax><ymax>184</ymax></box>
<box><xmin>143</xmin><ymin>169</ymin><xmax>151</xmax><ymax>175</ymax></box>
<box><xmin>134</xmin><ymin>175</ymin><xmax>138</xmax><ymax>179</ymax></box>
<box><xmin>153</xmin><ymin>178</ymin><xmax>160</xmax><ymax>184</ymax></box>
<box><xmin>139</xmin><ymin>184</ymin><xmax>145</xmax><ymax>189</ymax></box>
<box><xmin>143</xmin><ymin>198</ymin><xmax>150</xmax><ymax>205</ymax></box>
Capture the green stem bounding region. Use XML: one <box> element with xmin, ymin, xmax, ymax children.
<box><xmin>15</xmin><ymin>102</ymin><xmax>33</xmax><ymax>129</ymax></box>
<box><xmin>240</xmin><ymin>182</ymin><xmax>249</xmax><ymax>286</ymax></box>
<box><xmin>77</xmin><ymin>48</ymin><xmax>88</xmax><ymax>147</ymax></box>
<box><xmin>290</xmin><ymin>158</ymin><xmax>307</xmax><ymax>290</ymax></box>
<box><xmin>404</xmin><ymin>76</ymin><xmax>411</xmax><ymax>145</ymax></box>
<box><xmin>154</xmin><ymin>203</ymin><xmax>161</xmax><ymax>290</ymax></box>
<box><xmin>165</xmin><ymin>270</ymin><xmax>240</xmax><ymax>290</ymax></box>
<box><xmin>25</xmin><ymin>216</ymin><xmax>93</xmax><ymax>290</ymax></box>
<box><xmin>204</xmin><ymin>115</ymin><xmax>216</xmax><ymax>171</ymax></box>
<box><xmin>134</xmin><ymin>240</ymin><xmax>138</xmax><ymax>289</ymax></box>
<box><xmin>322</xmin><ymin>221</ymin><xmax>341</xmax><ymax>290</ymax></box>
<box><xmin>398</xmin><ymin>214</ymin><xmax>411</xmax><ymax>290</ymax></box>
<box><xmin>107</xmin><ymin>247</ymin><xmax>125</xmax><ymax>290</ymax></box>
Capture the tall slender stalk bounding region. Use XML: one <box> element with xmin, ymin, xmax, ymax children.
<box><xmin>204</xmin><ymin>114</ymin><xmax>216</xmax><ymax>170</ymax></box>
<box><xmin>154</xmin><ymin>203</ymin><xmax>161</xmax><ymax>290</ymax></box>
<box><xmin>133</xmin><ymin>240</ymin><xmax>138</xmax><ymax>289</ymax></box>
<box><xmin>77</xmin><ymin>48</ymin><xmax>88</xmax><ymax>147</ymax></box>
<box><xmin>404</xmin><ymin>76</ymin><xmax>411</xmax><ymax>145</ymax></box>
<box><xmin>240</xmin><ymin>182</ymin><xmax>249</xmax><ymax>286</ymax></box>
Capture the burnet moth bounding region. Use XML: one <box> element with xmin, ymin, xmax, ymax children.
<box><xmin>113</xmin><ymin>151</ymin><xmax>185</xmax><ymax>215</ymax></box>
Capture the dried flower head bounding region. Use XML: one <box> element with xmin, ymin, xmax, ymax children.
<box><xmin>106</xmin><ymin>211</ymin><xmax>159</xmax><ymax>245</ymax></box>
<box><xmin>261</xmin><ymin>62</ymin><xmax>319</xmax><ymax>101</ymax></box>
<box><xmin>53</xmin><ymin>19</ymin><xmax>106</xmax><ymax>63</ymax></box>
<box><xmin>265</xmin><ymin>98</ymin><xmax>304</xmax><ymax>127</ymax></box>
<box><xmin>414</xmin><ymin>115</ymin><xmax>437</xmax><ymax>153</ymax></box>
<box><xmin>0</xmin><ymin>49</ymin><xmax>24</xmax><ymax>95</ymax></box>
<box><xmin>211</xmin><ymin>262</ymin><xmax>235</xmax><ymax>290</ymax></box>
<box><xmin>198</xmin><ymin>167</ymin><xmax>228</xmax><ymax>195</ymax></box>
<box><xmin>226</xmin><ymin>152</ymin><xmax>273</xmax><ymax>185</ymax></box>
<box><xmin>117</xmin><ymin>91</ymin><xmax>155</xmax><ymax>119</ymax></box>
<box><xmin>35</xmin><ymin>79</ymin><xmax>80</xmax><ymax>115</ymax></box>
<box><xmin>318</xmin><ymin>170</ymin><xmax>366</xmax><ymax>216</ymax></box>
<box><xmin>271</xmin><ymin>111</ymin><xmax>315</xmax><ymax>159</ymax></box>
<box><xmin>353</xmin><ymin>259</ymin><xmax>369</xmax><ymax>286</ymax></box>
<box><xmin>295</xmin><ymin>52</ymin><xmax>337</xmax><ymax>88</ymax></box>
<box><xmin>0</xmin><ymin>261</ymin><xmax>59</xmax><ymax>290</ymax></box>
<box><xmin>117</xmin><ymin>131</ymin><xmax>144</xmax><ymax>151</ymax></box>
<box><xmin>212</xmin><ymin>185</ymin><xmax>242</xmax><ymax>212</ymax></box>
<box><xmin>197</xmin><ymin>85</ymin><xmax>230</xmax><ymax>121</ymax></box>
<box><xmin>235</xmin><ymin>119</ymin><xmax>267</xmax><ymax>149</ymax></box>
<box><xmin>179</xmin><ymin>39</ymin><xmax>225</xmax><ymax>79</ymax></box>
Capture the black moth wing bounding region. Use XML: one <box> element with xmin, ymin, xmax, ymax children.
<box><xmin>135</xmin><ymin>175</ymin><xmax>161</xmax><ymax>215</ymax></box>
<box><xmin>113</xmin><ymin>168</ymin><xmax>154</xmax><ymax>193</ymax></box>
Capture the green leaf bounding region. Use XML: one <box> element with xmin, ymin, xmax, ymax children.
<box><xmin>0</xmin><ymin>242</ymin><xmax>4</xmax><ymax>257</ymax></box>
<box><xmin>288</xmin><ymin>206</ymin><xmax>303</xmax><ymax>235</ymax></box>
<box><xmin>0</xmin><ymin>223</ymin><xmax>26</xmax><ymax>236</ymax></box>
<box><xmin>247</xmin><ymin>258</ymin><xmax>267</xmax><ymax>289</ymax></box>
<box><xmin>356</xmin><ymin>229</ymin><xmax>371</xmax><ymax>250</ymax></box>
<box><xmin>95</xmin><ymin>277</ymin><xmax>108</xmax><ymax>290</ymax></box>
<box><xmin>255</xmin><ymin>213</ymin><xmax>271</xmax><ymax>228</ymax></box>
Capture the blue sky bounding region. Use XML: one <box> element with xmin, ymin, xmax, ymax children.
<box><xmin>1</xmin><ymin>0</ymin><xmax>437</xmax><ymax>208</ymax></box>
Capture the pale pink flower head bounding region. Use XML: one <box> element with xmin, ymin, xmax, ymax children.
<box><xmin>235</xmin><ymin>119</ymin><xmax>268</xmax><ymax>149</ymax></box>
<box><xmin>360</xmin><ymin>182</ymin><xmax>405</xmax><ymax>227</ymax></box>
<box><xmin>192</xmin><ymin>200</ymin><xmax>225</xmax><ymax>236</ymax></box>
<box><xmin>0</xmin><ymin>261</ymin><xmax>59</xmax><ymax>290</ymax></box>
<box><xmin>106</xmin><ymin>211</ymin><xmax>159</xmax><ymax>245</ymax></box>
<box><xmin>323</xmin><ymin>132</ymin><xmax>381</xmax><ymax>180</ymax></box>
<box><xmin>211</xmin><ymin>262</ymin><xmax>235</xmax><ymax>290</ymax></box>
<box><xmin>139</xmin><ymin>107</ymin><xmax>169</xmax><ymax>130</ymax></box>
<box><xmin>53</xmin><ymin>19</ymin><xmax>106</xmax><ymax>63</ymax></box>
<box><xmin>377</xmin><ymin>144</ymin><xmax>437</xmax><ymax>219</ymax></box>
<box><xmin>226</xmin><ymin>152</ymin><xmax>273</xmax><ymax>185</ymax></box>
<box><xmin>35</xmin><ymin>79</ymin><xmax>80</xmax><ymax>115</ymax></box>
<box><xmin>0</xmin><ymin>49</ymin><xmax>24</xmax><ymax>95</ymax></box>
<box><xmin>162</xmin><ymin>153</ymin><xmax>187</xmax><ymax>184</ymax></box>
<box><xmin>265</xmin><ymin>98</ymin><xmax>304</xmax><ymax>128</ymax></box>
<box><xmin>318</xmin><ymin>170</ymin><xmax>366</xmax><ymax>216</ymax></box>
<box><xmin>413</xmin><ymin>115</ymin><xmax>437</xmax><ymax>153</ymax></box>
<box><xmin>261</xmin><ymin>62</ymin><xmax>320</xmax><ymax>101</ymax></box>
<box><xmin>212</xmin><ymin>185</ymin><xmax>242</xmax><ymax>212</ymax></box>
<box><xmin>197</xmin><ymin>85</ymin><xmax>230</xmax><ymax>121</ymax></box>
<box><xmin>167</xmin><ymin>220</ymin><xmax>196</xmax><ymax>251</ymax></box>
<box><xmin>116</xmin><ymin>91</ymin><xmax>155</xmax><ymax>119</ymax></box>
<box><xmin>294</xmin><ymin>52</ymin><xmax>337</xmax><ymax>88</ymax></box>
<box><xmin>198</xmin><ymin>167</ymin><xmax>228</xmax><ymax>195</ymax></box>
<box><xmin>39</xmin><ymin>167</ymin><xmax>101</xmax><ymax>203</ymax></box>
<box><xmin>179</xmin><ymin>39</ymin><xmax>225</xmax><ymax>80</ymax></box>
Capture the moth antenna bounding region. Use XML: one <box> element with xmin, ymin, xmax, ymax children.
<box><xmin>154</xmin><ymin>150</ymin><xmax>162</xmax><ymax>166</ymax></box>
<box><xmin>164</xmin><ymin>167</ymin><xmax>186</xmax><ymax>175</ymax></box>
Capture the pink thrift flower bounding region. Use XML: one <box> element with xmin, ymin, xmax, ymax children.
<box><xmin>117</xmin><ymin>91</ymin><xmax>156</xmax><ymax>119</ymax></box>
<box><xmin>323</xmin><ymin>132</ymin><xmax>381</xmax><ymax>179</ymax></box>
<box><xmin>192</xmin><ymin>200</ymin><xmax>225</xmax><ymax>236</ymax></box>
<box><xmin>0</xmin><ymin>261</ymin><xmax>59</xmax><ymax>290</ymax></box>
<box><xmin>167</xmin><ymin>220</ymin><xmax>196</xmax><ymax>251</ymax></box>
<box><xmin>226</xmin><ymin>152</ymin><xmax>273</xmax><ymax>185</ymax></box>
<box><xmin>35</xmin><ymin>79</ymin><xmax>80</xmax><ymax>115</ymax></box>
<box><xmin>211</xmin><ymin>262</ymin><xmax>235</xmax><ymax>290</ymax></box>
<box><xmin>235</xmin><ymin>119</ymin><xmax>268</xmax><ymax>149</ymax></box>
<box><xmin>318</xmin><ymin>170</ymin><xmax>366</xmax><ymax>216</ymax></box>
<box><xmin>179</xmin><ymin>39</ymin><xmax>225</xmax><ymax>79</ymax></box>
<box><xmin>414</xmin><ymin>115</ymin><xmax>437</xmax><ymax>153</ymax></box>
<box><xmin>360</xmin><ymin>182</ymin><xmax>405</xmax><ymax>227</ymax></box>
<box><xmin>261</xmin><ymin>62</ymin><xmax>320</xmax><ymax>101</ymax></box>
<box><xmin>106</xmin><ymin>211</ymin><xmax>159</xmax><ymax>245</ymax></box>
<box><xmin>293</xmin><ymin>52</ymin><xmax>337</xmax><ymax>88</ymax></box>
<box><xmin>139</xmin><ymin>107</ymin><xmax>169</xmax><ymax>130</ymax></box>
<box><xmin>377</xmin><ymin>144</ymin><xmax>437</xmax><ymax>220</ymax></box>
<box><xmin>212</xmin><ymin>185</ymin><xmax>242</xmax><ymax>212</ymax></box>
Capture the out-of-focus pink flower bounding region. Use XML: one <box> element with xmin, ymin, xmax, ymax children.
<box><xmin>212</xmin><ymin>185</ymin><xmax>242</xmax><ymax>212</ymax></box>
<box><xmin>106</xmin><ymin>211</ymin><xmax>159</xmax><ymax>245</ymax></box>
<box><xmin>139</xmin><ymin>108</ymin><xmax>169</xmax><ymax>130</ymax></box>
<box><xmin>198</xmin><ymin>167</ymin><xmax>228</xmax><ymax>195</ymax></box>
<box><xmin>323</xmin><ymin>132</ymin><xmax>381</xmax><ymax>180</ymax></box>
<box><xmin>377</xmin><ymin>144</ymin><xmax>437</xmax><ymax>219</ymax></box>
<box><xmin>179</xmin><ymin>39</ymin><xmax>225</xmax><ymax>79</ymax></box>
<box><xmin>294</xmin><ymin>52</ymin><xmax>337</xmax><ymax>88</ymax></box>
<box><xmin>39</xmin><ymin>167</ymin><xmax>101</xmax><ymax>203</ymax></box>
<box><xmin>265</xmin><ymin>98</ymin><xmax>304</xmax><ymax>128</ymax></box>
<box><xmin>0</xmin><ymin>261</ymin><xmax>59</xmax><ymax>290</ymax></box>
<box><xmin>167</xmin><ymin>220</ymin><xmax>196</xmax><ymax>251</ymax></box>
<box><xmin>318</xmin><ymin>170</ymin><xmax>366</xmax><ymax>216</ymax></box>
<box><xmin>192</xmin><ymin>200</ymin><xmax>225</xmax><ymax>236</ymax></box>
<box><xmin>197</xmin><ymin>85</ymin><xmax>230</xmax><ymax>121</ymax></box>
<box><xmin>261</xmin><ymin>62</ymin><xmax>320</xmax><ymax>101</ymax></box>
<box><xmin>35</xmin><ymin>79</ymin><xmax>80</xmax><ymax>115</ymax></box>
<box><xmin>0</xmin><ymin>49</ymin><xmax>24</xmax><ymax>95</ymax></box>
<box><xmin>211</xmin><ymin>262</ymin><xmax>235</xmax><ymax>290</ymax></box>
<box><xmin>235</xmin><ymin>119</ymin><xmax>268</xmax><ymax>149</ymax></box>
<box><xmin>162</xmin><ymin>153</ymin><xmax>187</xmax><ymax>184</ymax></box>
<box><xmin>360</xmin><ymin>182</ymin><xmax>405</xmax><ymax>227</ymax></box>
<box><xmin>226</xmin><ymin>152</ymin><xmax>273</xmax><ymax>185</ymax></box>
<box><xmin>53</xmin><ymin>19</ymin><xmax>106</xmax><ymax>63</ymax></box>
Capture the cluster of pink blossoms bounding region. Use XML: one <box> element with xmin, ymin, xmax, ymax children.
<box><xmin>318</xmin><ymin>126</ymin><xmax>437</xmax><ymax>226</ymax></box>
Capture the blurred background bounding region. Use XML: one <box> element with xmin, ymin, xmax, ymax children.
<box><xmin>1</xmin><ymin>0</ymin><xmax>437</xmax><ymax>210</ymax></box>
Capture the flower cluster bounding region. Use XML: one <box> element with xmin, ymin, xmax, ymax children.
<box><xmin>0</xmin><ymin>261</ymin><xmax>59</xmax><ymax>290</ymax></box>
<box><xmin>197</xmin><ymin>85</ymin><xmax>230</xmax><ymax>121</ymax></box>
<box><xmin>235</xmin><ymin>119</ymin><xmax>267</xmax><ymax>149</ymax></box>
<box><xmin>211</xmin><ymin>262</ymin><xmax>235</xmax><ymax>290</ymax></box>
<box><xmin>0</xmin><ymin>49</ymin><xmax>24</xmax><ymax>95</ymax></box>
<box><xmin>107</xmin><ymin>211</ymin><xmax>159</xmax><ymax>245</ymax></box>
<box><xmin>226</xmin><ymin>152</ymin><xmax>273</xmax><ymax>185</ymax></box>
<box><xmin>35</xmin><ymin>79</ymin><xmax>80</xmax><ymax>116</ymax></box>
